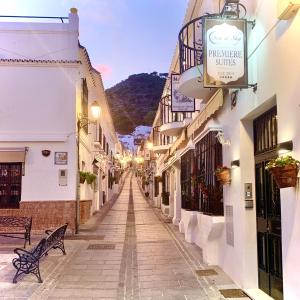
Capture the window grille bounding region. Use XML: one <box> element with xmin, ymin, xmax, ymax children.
<box><xmin>0</xmin><ymin>163</ymin><xmax>22</xmax><ymax>208</ymax></box>
<box><xmin>81</xmin><ymin>78</ymin><xmax>88</xmax><ymax>135</ymax></box>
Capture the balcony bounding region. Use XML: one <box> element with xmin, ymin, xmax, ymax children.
<box><xmin>152</xmin><ymin>126</ymin><xmax>170</xmax><ymax>154</ymax></box>
<box><xmin>93</xmin><ymin>141</ymin><xmax>106</xmax><ymax>155</ymax></box>
<box><xmin>178</xmin><ymin>16</ymin><xmax>216</xmax><ymax>101</ymax></box>
<box><xmin>159</xmin><ymin>95</ymin><xmax>192</xmax><ymax>136</ymax></box>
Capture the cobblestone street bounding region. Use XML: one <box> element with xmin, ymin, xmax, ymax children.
<box><xmin>0</xmin><ymin>174</ymin><xmax>248</xmax><ymax>299</ymax></box>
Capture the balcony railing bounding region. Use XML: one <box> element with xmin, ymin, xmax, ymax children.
<box><xmin>160</xmin><ymin>95</ymin><xmax>192</xmax><ymax>124</ymax></box>
<box><xmin>179</xmin><ymin>16</ymin><xmax>204</xmax><ymax>74</ymax></box>
<box><xmin>153</xmin><ymin>126</ymin><xmax>171</xmax><ymax>147</ymax></box>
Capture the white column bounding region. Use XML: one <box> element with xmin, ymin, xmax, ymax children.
<box><xmin>173</xmin><ymin>166</ymin><xmax>181</xmax><ymax>225</ymax></box>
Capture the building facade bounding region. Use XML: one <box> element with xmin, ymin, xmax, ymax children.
<box><xmin>148</xmin><ymin>1</ymin><xmax>300</xmax><ymax>299</ymax></box>
<box><xmin>0</xmin><ymin>9</ymin><xmax>121</xmax><ymax>233</ymax></box>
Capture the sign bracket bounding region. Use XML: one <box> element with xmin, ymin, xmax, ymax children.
<box><xmin>248</xmin><ymin>83</ymin><xmax>258</xmax><ymax>92</ymax></box>
<box><xmin>247</xmin><ymin>19</ymin><xmax>256</xmax><ymax>29</ymax></box>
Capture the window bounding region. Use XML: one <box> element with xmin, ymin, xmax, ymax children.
<box><xmin>106</xmin><ymin>143</ymin><xmax>109</xmax><ymax>155</ymax></box>
<box><xmin>103</xmin><ymin>135</ymin><xmax>106</xmax><ymax>151</ymax></box>
<box><xmin>162</xmin><ymin>171</ymin><xmax>169</xmax><ymax>205</ymax></box>
<box><xmin>81</xmin><ymin>78</ymin><xmax>88</xmax><ymax>135</ymax></box>
<box><xmin>181</xmin><ymin>150</ymin><xmax>195</xmax><ymax>210</ymax></box>
<box><xmin>254</xmin><ymin>106</ymin><xmax>277</xmax><ymax>155</ymax></box>
<box><xmin>0</xmin><ymin>163</ymin><xmax>22</xmax><ymax>208</ymax></box>
<box><xmin>154</xmin><ymin>177</ymin><xmax>159</xmax><ymax>197</ymax></box>
<box><xmin>98</xmin><ymin>125</ymin><xmax>102</xmax><ymax>144</ymax></box>
<box><xmin>181</xmin><ymin>131</ymin><xmax>223</xmax><ymax>215</ymax></box>
<box><xmin>195</xmin><ymin>131</ymin><xmax>223</xmax><ymax>215</ymax></box>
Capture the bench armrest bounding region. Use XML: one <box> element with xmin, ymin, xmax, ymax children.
<box><xmin>14</xmin><ymin>247</ymin><xmax>32</xmax><ymax>256</ymax></box>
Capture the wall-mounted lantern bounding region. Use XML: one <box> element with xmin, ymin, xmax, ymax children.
<box><xmin>231</xmin><ymin>160</ymin><xmax>240</xmax><ymax>168</ymax></box>
<box><xmin>278</xmin><ymin>140</ymin><xmax>293</xmax><ymax>155</ymax></box>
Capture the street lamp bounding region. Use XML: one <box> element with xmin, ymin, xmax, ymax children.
<box><xmin>146</xmin><ymin>142</ymin><xmax>153</xmax><ymax>150</ymax></box>
<box><xmin>76</xmin><ymin>101</ymin><xmax>101</xmax><ymax>234</ymax></box>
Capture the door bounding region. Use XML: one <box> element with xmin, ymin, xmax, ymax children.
<box><xmin>254</xmin><ymin>107</ymin><xmax>283</xmax><ymax>300</ymax></box>
<box><xmin>0</xmin><ymin>163</ymin><xmax>22</xmax><ymax>208</ymax></box>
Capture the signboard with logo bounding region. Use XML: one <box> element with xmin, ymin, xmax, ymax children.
<box><xmin>171</xmin><ymin>74</ymin><xmax>195</xmax><ymax>112</ymax></box>
<box><xmin>203</xmin><ymin>18</ymin><xmax>248</xmax><ymax>88</ymax></box>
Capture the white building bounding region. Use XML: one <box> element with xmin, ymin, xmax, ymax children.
<box><xmin>149</xmin><ymin>1</ymin><xmax>300</xmax><ymax>299</ymax></box>
<box><xmin>0</xmin><ymin>9</ymin><xmax>120</xmax><ymax>233</ymax></box>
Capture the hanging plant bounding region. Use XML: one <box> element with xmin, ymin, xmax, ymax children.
<box><xmin>79</xmin><ymin>171</ymin><xmax>87</xmax><ymax>184</ymax></box>
<box><xmin>215</xmin><ymin>166</ymin><xmax>231</xmax><ymax>184</ymax></box>
<box><xmin>85</xmin><ymin>172</ymin><xmax>97</xmax><ymax>185</ymax></box>
<box><xmin>266</xmin><ymin>156</ymin><xmax>299</xmax><ymax>188</ymax></box>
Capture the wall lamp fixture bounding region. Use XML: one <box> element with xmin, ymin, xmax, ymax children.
<box><xmin>278</xmin><ymin>140</ymin><xmax>293</xmax><ymax>155</ymax></box>
<box><xmin>231</xmin><ymin>160</ymin><xmax>240</xmax><ymax>168</ymax></box>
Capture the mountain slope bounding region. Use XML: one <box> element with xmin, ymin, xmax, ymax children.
<box><xmin>106</xmin><ymin>72</ymin><xmax>167</xmax><ymax>134</ymax></box>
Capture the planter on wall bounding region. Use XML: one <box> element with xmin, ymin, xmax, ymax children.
<box><xmin>216</xmin><ymin>169</ymin><xmax>231</xmax><ymax>185</ymax></box>
<box><xmin>269</xmin><ymin>165</ymin><xmax>298</xmax><ymax>188</ymax></box>
<box><xmin>79</xmin><ymin>172</ymin><xmax>86</xmax><ymax>184</ymax></box>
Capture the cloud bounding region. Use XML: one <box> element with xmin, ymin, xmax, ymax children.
<box><xmin>95</xmin><ymin>64</ymin><xmax>113</xmax><ymax>78</ymax></box>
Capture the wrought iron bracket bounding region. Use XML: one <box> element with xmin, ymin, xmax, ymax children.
<box><xmin>248</xmin><ymin>83</ymin><xmax>258</xmax><ymax>93</ymax></box>
<box><xmin>248</xmin><ymin>19</ymin><xmax>256</xmax><ymax>29</ymax></box>
<box><xmin>77</xmin><ymin>115</ymin><xmax>97</xmax><ymax>130</ymax></box>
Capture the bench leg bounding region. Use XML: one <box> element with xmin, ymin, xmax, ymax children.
<box><xmin>13</xmin><ymin>269</ymin><xmax>23</xmax><ymax>284</ymax></box>
<box><xmin>54</xmin><ymin>240</ymin><xmax>66</xmax><ymax>255</ymax></box>
<box><xmin>32</xmin><ymin>263</ymin><xmax>43</xmax><ymax>283</ymax></box>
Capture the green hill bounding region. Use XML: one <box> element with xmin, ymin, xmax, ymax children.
<box><xmin>106</xmin><ymin>72</ymin><xmax>167</xmax><ymax>134</ymax></box>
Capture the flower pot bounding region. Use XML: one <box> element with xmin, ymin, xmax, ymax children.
<box><xmin>216</xmin><ymin>169</ymin><xmax>231</xmax><ymax>184</ymax></box>
<box><xmin>269</xmin><ymin>164</ymin><xmax>298</xmax><ymax>188</ymax></box>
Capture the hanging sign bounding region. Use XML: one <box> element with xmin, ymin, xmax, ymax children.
<box><xmin>171</xmin><ymin>74</ymin><xmax>195</xmax><ymax>112</ymax></box>
<box><xmin>203</xmin><ymin>18</ymin><xmax>248</xmax><ymax>88</ymax></box>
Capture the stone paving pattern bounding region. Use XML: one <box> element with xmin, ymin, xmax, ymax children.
<box><xmin>0</xmin><ymin>174</ymin><xmax>250</xmax><ymax>299</ymax></box>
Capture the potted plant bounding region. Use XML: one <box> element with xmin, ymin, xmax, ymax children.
<box><xmin>266</xmin><ymin>155</ymin><xmax>300</xmax><ymax>188</ymax></box>
<box><xmin>215</xmin><ymin>166</ymin><xmax>231</xmax><ymax>184</ymax></box>
<box><xmin>79</xmin><ymin>171</ymin><xmax>87</xmax><ymax>184</ymax></box>
<box><xmin>85</xmin><ymin>172</ymin><xmax>97</xmax><ymax>185</ymax></box>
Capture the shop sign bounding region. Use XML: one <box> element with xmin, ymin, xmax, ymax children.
<box><xmin>171</xmin><ymin>74</ymin><xmax>195</xmax><ymax>112</ymax></box>
<box><xmin>144</xmin><ymin>149</ymin><xmax>151</xmax><ymax>161</ymax></box>
<box><xmin>203</xmin><ymin>18</ymin><xmax>248</xmax><ymax>88</ymax></box>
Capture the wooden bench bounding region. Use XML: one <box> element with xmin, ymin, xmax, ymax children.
<box><xmin>0</xmin><ymin>216</ymin><xmax>32</xmax><ymax>248</ymax></box>
<box><xmin>12</xmin><ymin>223</ymin><xmax>68</xmax><ymax>283</ymax></box>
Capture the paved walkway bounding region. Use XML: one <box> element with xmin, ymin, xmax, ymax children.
<box><xmin>0</xmin><ymin>174</ymin><xmax>248</xmax><ymax>299</ymax></box>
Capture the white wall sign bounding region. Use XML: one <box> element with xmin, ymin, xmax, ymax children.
<box><xmin>144</xmin><ymin>149</ymin><xmax>151</xmax><ymax>161</ymax></box>
<box><xmin>171</xmin><ymin>74</ymin><xmax>195</xmax><ymax>112</ymax></box>
<box><xmin>203</xmin><ymin>18</ymin><xmax>248</xmax><ymax>88</ymax></box>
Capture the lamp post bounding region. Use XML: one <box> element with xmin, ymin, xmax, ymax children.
<box><xmin>75</xmin><ymin>101</ymin><xmax>101</xmax><ymax>234</ymax></box>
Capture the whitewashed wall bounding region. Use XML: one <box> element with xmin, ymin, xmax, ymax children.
<box><xmin>0</xmin><ymin>11</ymin><xmax>79</xmax><ymax>202</ymax></box>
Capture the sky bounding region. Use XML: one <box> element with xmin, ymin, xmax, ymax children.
<box><xmin>0</xmin><ymin>0</ymin><xmax>188</xmax><ymax>88</ymax></box>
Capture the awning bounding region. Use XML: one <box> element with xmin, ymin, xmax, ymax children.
<box><xmin>0</xmin><ymin>147</ymin><xmax>27</xmax><ymax>163</ymax></box>
<box><xmin>170</xmin><ymin>129</ymin><xmax>188</xmax><ymax>156</ymax></box>
<box><xmin>187</xmin><ymin>89</ymin><xmax>223</xmax><ymax>139</ymax></box>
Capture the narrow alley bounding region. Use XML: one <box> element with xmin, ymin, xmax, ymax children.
<box><xmin>0</xmin><ymin>173</ymin><xmax>247</xmax><ymax>299</ymax></box>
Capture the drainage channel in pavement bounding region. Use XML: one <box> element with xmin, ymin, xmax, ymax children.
<box><xmin>118</xmin><ymin>176</ymin><xmax>139</xmax><ymax>299</ymax></box>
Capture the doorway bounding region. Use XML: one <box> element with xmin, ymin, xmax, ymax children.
<box><xmin>254</xmin><ymin>106</ymin><xmax>283</xmax><ymax>300</ymax></box>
